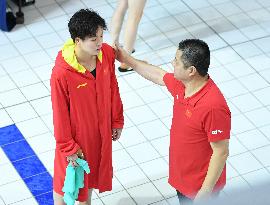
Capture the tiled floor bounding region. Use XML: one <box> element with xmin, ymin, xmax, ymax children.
<box><xmin>1</xmin><ymin>0</ymin><xmax>270</xmax><ymax>204</ymax></box>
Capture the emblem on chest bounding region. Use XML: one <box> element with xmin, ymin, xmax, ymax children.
<box><xmin>185</xmin><ymin>109</ymin><xmax>192</xmax><ymax>118</ymax></box>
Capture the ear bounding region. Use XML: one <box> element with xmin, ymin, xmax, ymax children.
<box><xmin>188</xmin><ymin>66</ymin><xmax>197</xmax><ymax>76</ymax></box>
<box><xmin>75</xmin><ymin>37</ymin><xmax>80</xmax><ymax>44</ymax></box>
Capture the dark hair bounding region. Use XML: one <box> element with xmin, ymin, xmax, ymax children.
<box><xmin>178</xmin><ymin>39</ymin><xmax>210</xmax><ymax>77</ymax></box>
<box><xmin>68</xmin><ymin>9</ymin><xmax>107</xmax><ymax>42</ymax></box>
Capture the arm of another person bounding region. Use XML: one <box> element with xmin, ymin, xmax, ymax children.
<box><xmin>115</xmin><ymin>45</ymin><xmax>167</xmax><ymax>86</ymax></box>
<box><xmin>195</xmin><ymin>139</ymin><xmax>229</xmax><ymax>201</ymax></box>
<box><xmin>50</xmin><ymin>71</ymin><xmax>82</xmax><ymax>158</ymax></box>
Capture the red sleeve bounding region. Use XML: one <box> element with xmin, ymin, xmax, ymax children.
<box><xmin>109</xmin><ymin>48</ymin><xmax>124</xmax><ymax>129</ymax></box>
<box><xmin>163</xmin><ymin>73</ymin><xmax>180</xmax><ymax>96</ymax></box>
<box><xmin>50</xmin><ymin>69</ymin><xmax>80</xmax><ymax>156</ymax></box>
<box><xmin>203</xmin><ymin>107</ymin><xmax>231</xmax><ymax>142</ymax></box>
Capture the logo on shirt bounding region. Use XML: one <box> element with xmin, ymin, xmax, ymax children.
<box><xmin>77</xmin><ymin>83</ymin><xmax>88</xmax><ymax>88</ymax></box>
<box><xmin>211</xmin><ymin>130</ymin><xmax>223</xmax><ymax>135</ymax></box>
<box><xmin>185</xmin><ymin>109</ymin><xmax>192</xmax><ymax>118</ymax></box>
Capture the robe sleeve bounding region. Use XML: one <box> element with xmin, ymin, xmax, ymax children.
<box><xmin>50</xmin><ymin>70</ymin><xmax>80</xmax><ymax>157</ymax></box>
<box><xmin>110</xmin><ymin>51</ymin><xmax>124</xmax><ymax>129</ymax></box>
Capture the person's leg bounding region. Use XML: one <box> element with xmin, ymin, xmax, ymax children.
<box><xmin>53</xmin><ymin>191</ymin><xmax>65</xmax><ymax>205</ymax></box>
<box><xmin>78</xmin><ymin>189</ymin><xmax>93</xmax><ymax>205</ymax></box>
<box><xmin>123</xmin><ymin>0</ymin><xmax>146</xmax><ymax>54</ymax></box>
<box><xmin>176</xmin><ymin>190</ymin><xmax>193</xmax><ymax>204</ymax></box>
<box><xmin>110</xmin><ymin>0</ymin><xmax>128</xmax><ymax>45</ymax></box>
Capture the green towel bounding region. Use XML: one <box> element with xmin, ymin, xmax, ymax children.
<box><xmin>62</xmin><ymin>158</ymin><xmax>90</xmax><ymax>205</ymax></box>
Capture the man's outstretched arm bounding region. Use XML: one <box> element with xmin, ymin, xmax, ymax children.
<box><xmin>115</xmin><ymin>45</ymin><xmax>167</xmax><ymax>86</ymax></box>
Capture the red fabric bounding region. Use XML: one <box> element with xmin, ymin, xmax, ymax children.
<box><xmin>50</xmin><ymin>43</ymin><xmax>124</xmax><ymax>201</ymax></box>
<box><xmin>163</xmin><ymin>73</ymin><xmax>231</xmax><ymax>199</ymax></box>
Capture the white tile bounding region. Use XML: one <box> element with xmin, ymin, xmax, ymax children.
<box><xmin>152</xmin><ymin>200</ymin><xmax>169</xmax><ymax>205</ymax></box>
<box><xmin>95</xmin><ymin>4</ymin><xmax>115</xmax><ymax>19</ymax></box>
<box><xmin>26</xmin><ymin>20</ymin><xmax>54</xmax><ymax>36</ymax></box>
<box><xmin>38</xmin><ymin>3</ymin><xmax>66</xmax><ymax>19</ymax></box>
<box><xmin>101</xmin><ymin>190</ymin><xmax>136</xmax><ymax>205</ymax></box>
<box><xmin>243</xmin><ymin>168</ymin><xmax>270</xmax><ymax>188</ymax></box>
<box><xmin>209</xmin><ymin>67</ymin><xmax>234</xmax><ymax>83</ymax></box>
<box><xmin>151</xmin><ymin>136</ymin><xmax>170</xmax><ymax>157</ymax></box>
<box><xmin>153</xmin><ymin>177</ymin><xmax>176</xmax><ymax>198</ymax></box>
<box><xmin>226</xmin><ymin>162</ymin><xmax>239</xmax><ymax>179</ymax></box>
<box><xmin>30</xmin><ymin>96</ymin><xmax>52</xmax><ymax>116</ymax></box>
<box><xmin>165</xmin><ymin>28</ymin><xmax>193</xmax><ymax>46</ymax></box>
<box><xmin>0</xmin><ymin>65</ymin><xmax>6</xmax><ymax>77</ymax></box>
<box><xmin>259</xmin><ymin>125</ymin><xmax>270</xmax><ymax>140</ymax></box>
<box><xmin>239</xmin><ymin>73</ymin><xmax>269</xmax><ymax>91</ymax></box>
<box><xmin>0</xmin><ymin>198</ymin><xmax>4</xmax><ymax>205</ymax></box>
<box><xmin>245</xmin><ymin>108</ymin><xmax>270</xmax><ymax>127</ymax></box>
<box><xmin>228</xmin><ymin>152</ymin><xmax>263</xmax><ymax>174</ymax></box>
<box><xmin>115</xmin><ymin>166</ymin><xmax>149</xmax><ymax>189</ymax></box>
<box><xmin>218</xmin><ymin>80</ymin><xmax>248</xmax><ymax>98</ymax></box>
<box><xmin>219</xmin><ymin>30</ymin><xmax>248</xmax><ymax>45</ymax></box>
<box><xmin>252</xmin><ymin>145</ymin><xmax>270</xmax><ymax>167</ymax></box>
<box><xmin>139</xmin><ymin>158</ymin><xmax>168</xmax><ymax>181</ymax></box>
<box><xmin>136</xmin><ymin>85</ymin><xmax>168</xmax><ymax>104</ymax></box>
<box><xmin>112</xmin><ymin>141</ymin><xmax>123</xmax><ymax>152</ymax></box>
<box><xmin>254</xmin><ymin>36</ymin><xmax>270</xmax><ymax>53</ymax></box>
<box><xmin>227</xmin><ymin>13</ymin><xmax>255</xmax><ymax>29</ymax></box>
<box><xmin>36</xmin><ymin>33</ymin><xmax>63</xmax><ymax>49</ymax></box>
<box><xmin>214</xmin><ymin>2</ymin><xmax>242</xmax><ymax>16</ymax></box>
<box><xmin>153</xmin><ymin>16</ymin><xmax>181</xmax><ymax>33</ymax></box>
<box><xmin>224</xmin><ymin>60</ymin><xmax>255</xmax><ymax>77</ymax></box>
<box><xmin>0</xmin><ymin>109</ymin><xmax>13</xmax><ymax>127</ymax></box>
<box><xmin>144</xmin><ymin>34</ymin><xmax>173</xmax><ymax>51</ymax></box>
<box><xmin>24</xmin><ymin>50</ymin><xmax>53</xmax><ymax>68</ymax></box>
<box><xmin>5</xmin><ymin>25</ymin><xmax>32</xmax><ymax>42</ymax></box>
<box><xmin>259</xmin><ymin>69</ymin><xmax>270</xmax><ymax>82</ymax></box>
<box><xmin>121</xmin><ymin>92</ymin><xmax>145</xmax><ymax>110</ymax></box>
<box><xmin>201</xmin><ymin>34</ymin><xmax>227</xmax><ymax>50</ymax></box>
<box><xmin>138</xmin><ymin>21</ymin><xmax>161</xmax><ymax>39</ymax></box>
<box><xmin>0</xmin><ymin>44</ymin><xmax>20</xmax><ymax>61</ymax></box>
<box><xmin>232</xmin><ymin>42</ymin><xmax>263</xmax><ymax>59</ymax></box>
<box><xmin>14</xmin><ymin>38</ymin><xmax>42</xmax><ymax>55</ymax></box>
<box><xmin>230</xmin><ymin>93</ymin><xmax>263</xmax><ymax>112</ymax></box>
<box><xmin>234</xmin><ymin>0</ymin><xmax>262</xmax><ymax>12</ymax></box>
<box><xmin>128</xmin><ymin>182</ymin><xmax>164</xmax><ymax>205</ymax></box>
<box><xmin>124</xmin><ymin>73</ymin><xmax>153</xmax><ymax>90</ymax></box>
<box><xmin>195</xmin><ymin>7</ymin><xmax>222</xmax><ymax>21</ymax></box>
<box><xmin>6</xmin><ymin>102</ymin><xmax>38</xmax><ymax>123</ymax></box>
<box><xmin>24</xmin><ymin>9</ymin><xmax>44</xmax><ymax>24</ymax></box>
<box><xmin>20</xmin><ymin>83</ymin><xmax>50</xmax><ymax>101</ymax></box>
<box><xmin>37</xmin><ymin>149</ymin><xmax>55</xmax><ymax>173</ymax></box>
<box><xmin>113</xmin><ymin>149</ymin><xmax>136</xmax><ymax>171</ymax></box>
<box><xmin>125</xmin><ymin>105</ymin><xmax>157</xmax><ymax>125</ymax></box>
<box><xmin>0</xmin><ymin>149</ymin><xmax>9</xmax><ymax>166</ymax></box>
<box><xmin>35</xmin><ymin>0</ymin><xmax>55</xmax><ymax>7</ymax></box>
<box><xmin>223</xmin><ymin>176</ymin><xmax>250</xmax><ymax>195</ymax></box>
<box><xmin>148</xmin><ymin>98</ymin><xmax>173</xmax><ymax>118</ymax></box>
<box><xmin>1</xmin><ymin>56</ymin><xmax>30</xmax><ymax>74</ymax></box>
<box><xmin>240</xmin><ymin>25</ymin><xmax>268</xmax><ymax>40</ymax></box>
<box><xmin>212</xmin><ymin>47</ymin><xmax>241</xmax><ymax>65</ymax></box>
<box><xmin>59</xmin><ymin>0</ymin><xmax>86</xmax><ymax>14</ymax></box>
<box><xmin>12</xmin><ymin>198</ymin><xmax>39</xmax><ymax>205</ymax></box>
<box><xmin>161</xmin><ymin>116</ymin><xmax>172</xmax><ymax>129</ymax></box>
<box><xmin>0</xmin><ymin>75</ymin><xmax>17</xmax><ymax>92</ymax></box>
<box><xmin>117</xmin><ymin>77</ymin><xmax>132</xmax><ymax>94</ymax></box>
<box><xmin>231</xmin><ymin>114</ymin><xmax>255</xmax><ymax>135</ymax></box>
<box><xmin>0</xmin><ymin>180</ymin><xmax>33</xmax><ymax>204</ymax></box>
<box><xmin>186</xmin><ymin>23</ymin><xmax>215</xmax><ymax>39</ymax></box>
<box><xmin>175</xmin><ymin>11</ymin><xmax>202</xmax><ymax>27</ymax></box>
<box><xmin>16</xmin><ymin>117</ymin><xmax>49</xmax><ymax>139</ymax></box>
<box><xmin>48</xmin><ymin>15</ymin><xmax>69</xmax><ymax>31</ymax></box>
<box><xmin>247</xmin><ymin>8</ymin><xmax>270</xmax><ymax>23</ymax></box>
<box><xmin>167</xmin><ymin>196</ymin><xmax>178</xmax><ymax>205</ymax></box>
<box><xmin>10</xmin><ymin>69</ymin><xmax>40</xmax><ymax>87</ymax></box>
<box><xmin>127</xmin><ymin>142</ymin><xmax>161</xmax><ymax>164</ymax></box>
<box><xmin>229</xmin><ymin>137</ymin><xmax>248</xmax><ymax>156</ymax></box>
<box><xmin>237</xmin><ymin>129</ymin><xmax>270</xmax><ymax>150</ymax></box>
<box><xmin>227</xmin><ymin>101</ymin><xmax>241</xmax><ymax>116</ymax></box>
<box><xmin>183</xmin><ymin>0</ymin><xmax>210</xmax><ymax>9</ymax></box>
<box><xmin>41</xmin><ymin>114</ymin><xmax>53</xmax><ymax>131</ymax></box>
<box><xmin>208</xmin><ymin>17</ymin><xmax>235</xmax><ymax>33</ymax></box>
<box><xmin>27</xmin><ymin>132</ymin><xmax>55</xmax><ymax>154</ymax></box>
<box><xmin>0</xmin><ymin>163</ymin><xmax>21</xmax><ymax>185</ymax></box>
<box><xmin>162</xmin><ymin>1</ymin><xmax>190</xmax><ymax>15</ymax></box>
<box><xmin>57</xmin><ymin>29</ymin><xmax>71</xmax><ymax>42</ymax></box>
<box><xmin>254</xmin><ymin>87</ymin><xmax>270</xmax><ymax>107</ymax></box>
<box><xmin>0</xmin><ymin>31</ymin><xmax>9</xmax><ymax>46</ymax></box>
<box><xmin>138</xmin><ymin>119</ymin><xmax>169</xmax><ymax>140</ymax></box>
<box><xmin>0</xmin><ymin>89</ymin><xmax>27</xmax><ymax>107</ymax></box>
<box><xmin>33</xmin><ymin>63</ymin><xmax>53</xmax><ymax>81</ymax></box>
<box><xmin>246</xmin><ymin>54</ymin><xmax>270</xmax><ymax>71</ymax></box>
<box><xmin>91</xmin><ymin>198</ymin><xmax>104</xmax><ymax>205</ymax></box>
<box><xmin>119</xmin><ymin>127</ymin><xmax>146</xmax><ymax>147</ymax></box>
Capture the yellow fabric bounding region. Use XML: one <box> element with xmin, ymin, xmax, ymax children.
<box><xmin>62</xmin><ymin>39</ymin><xmax>103</xmax><ymax>74</ymax></box>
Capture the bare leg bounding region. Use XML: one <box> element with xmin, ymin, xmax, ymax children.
<box><xmin>123</xmin><ymin>0</ymin><xmax>146</xmax><ymax>54</ymax></box>
<box><xmin>78</xmin><ymin>189</ymin><xmax>93</xmax><ymax>205</ymax></box>
<box><xmin>110</xmin><ymin>0</ymin><xmax>128</xmax><ymax>45</ymax></box>
<box><xmin>53</xmin><ymin>191</ymin><xmax>65</xmax><ymax>205</ymax></box>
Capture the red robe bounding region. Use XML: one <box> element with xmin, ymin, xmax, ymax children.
<box><xmin>50</xmin><ymin>42</ymin><xmax>124</xmax><ymax>201</ymax></box>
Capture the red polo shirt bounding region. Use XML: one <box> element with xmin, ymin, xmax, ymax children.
<box><xmin>163</xmin><ymin>73</ymin><xmax>231</xmax><ymax>199</ymax></box>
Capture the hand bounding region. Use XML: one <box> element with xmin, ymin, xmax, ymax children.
<box><xmin>66</xmin><ymin>149</ymin><xmax>84</xmax><ymax>167</ymax></box>
<box><xmin>113</xmin><ymin>44</ymin><xmax>129</xmax><ymax>63</ymax></box>
<box><xmin>194</xmin><ymin>188</ymin><xmax>212</xmax><ymax>203</ymax></box>
<box><xmin>112</xmin><ymin>128</ymin><xmax>122</xmax><ymax>141</ymax></box>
